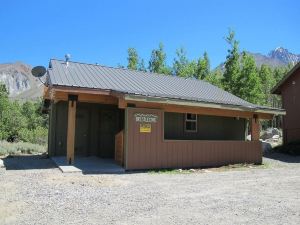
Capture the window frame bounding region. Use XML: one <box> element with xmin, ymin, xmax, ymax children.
<box><xmin>184</xmin><ymin>113</ymin><xmax>197</xmax><ymax>132</ymax></box>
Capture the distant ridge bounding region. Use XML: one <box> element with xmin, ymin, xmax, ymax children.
<box><xmin>217</xmin><ymin>47</ymin><xmax>300</xmax><ymax>70</ymax></box>
<box><xmin>0</xmin><ymin>62</ymin><xmax>43</xmax><ymax>100</ymax></box>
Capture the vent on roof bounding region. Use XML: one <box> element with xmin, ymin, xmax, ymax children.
<box><xmin>65</xmin><ymin>54</ymin><xmax>71</xmax><ymax>66</ymax></box>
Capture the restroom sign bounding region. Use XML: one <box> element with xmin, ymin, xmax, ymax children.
<box><xmin>140</xmin><ymin>123</ymin><xmax>151</xmax><ymax>133</ymax></box>
<box><xmin>135</xmin><ymin>113</ymin><xmax>158</xmax><ymax>123</ymax></box>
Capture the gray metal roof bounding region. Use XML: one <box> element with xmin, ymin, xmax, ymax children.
<box><xmin>47</xmin><ymin>59</ymin><xmax>283</xmax><ymax>113</ymax></box>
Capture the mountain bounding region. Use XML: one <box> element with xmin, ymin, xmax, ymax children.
<box><xmin>217</xmin><ymin>47</ymin><xmax>300</xmax><ymax>70</ymax></box>
<box><xmin>0</xmin><ymin>62</ymin><xmax>44</xmax><ymax>100</ymax></box>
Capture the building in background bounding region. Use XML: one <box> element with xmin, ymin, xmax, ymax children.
<box><xmin>43</xmin><ymin>59</ymin><xmax>284</xmax><ymax>170</ymax></box>
<box><xmin>272</xmin><ymin>62</ymin><xmax>300</xmax><ymax>144</ymax></box>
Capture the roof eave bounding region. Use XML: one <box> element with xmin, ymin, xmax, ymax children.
<box><xmin>124</xmin><ymin>94</ymin><xmax>286</xmax><ymax>116</ymax></box>
<box><xmin>271</xmin><ymin>62</ymin><xmax>300</xmax><ymax>94</ymax></box>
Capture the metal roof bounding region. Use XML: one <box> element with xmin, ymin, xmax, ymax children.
<box><xmin>47</xmin><ymin>59</ymin><xmax>284</xmax><ymax>114</ymax></box>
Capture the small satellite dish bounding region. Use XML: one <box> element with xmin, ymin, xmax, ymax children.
<box><xmin>31</xmin><ymin>66</ymin><xmax>46</xmax><ymax>77</ymax></box>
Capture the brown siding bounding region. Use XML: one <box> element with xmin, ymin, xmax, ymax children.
<box><xmin>125</xmin><ymin>108</ymin><xmax>262</xmax><ymax>170</ymax></box>
<box><xmin>281</xmin><ymin>67</ymin><xmax>300</xmax><ymax>143</ymax></box>
<box><xmin>115</xmin><ymin>130</ymin><xmax>124</xmax><ymax>166</ymax></box>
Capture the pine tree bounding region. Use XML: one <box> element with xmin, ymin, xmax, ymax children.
<box><xmin>196</xmin><ymin>52</ymin><xmax>210</xmax><ymax>79</ymax></box>
<box><xmin>173</xmin><ymin>47</ymin><xmax>196</xmax><ymax>78</ymax></box>
<box><xmin>238</xmin><ymin>52</ymin><xmax>263</xmax><ymax>104</ymax></box>
<box><xmin>127</xmin><ymin>48</ymin><xmax>139</xmax><ymax>70</ymax></box>
<box><xmin>222</xmin><ymin>29</ymin><xmax>240</xmax><ymax>95</ymax></box>
<box><xmin>204</xmin><ymin>69</ymin><xmax>223</xmax><ymax>88</ymax></box>
<box><xmin>138</xmin><ymin>59</ymin><xmax>147</xmax><ymax>72</ymax></box>
<box><xmin>259</xmin><ymin>64</ymin><xmax>275</xmax><ymax>106</ymax></box>
<box><xmin>148</xmin><ymin>42</ymin><xmax>171</xmax><ymax>75</ymax></box>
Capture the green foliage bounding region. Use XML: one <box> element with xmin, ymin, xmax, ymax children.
<box><xmin>222</xmin><ymin>29</ymin><xmax>241</xmax><ymax>95</ymax></box>
<box><xmin>204</xmin><ymin>69</ymin><xmax>223</xmax><ymax>88</ymax></box>
<box><xmin>127</xmin><ymin>48</ymin><xmax>139</xmax><ymax>70</ymax></box>
<box><xmin>238</xmin><ymin>52</ymin><xmax>264</xmax><ymax>104</ymax></box>
<box><xmin>138</xmin><ymin>59</ymin><xmax>147</xmax><ymax>72</ymax></box>
<box><xmin>0</xmin><ymin>84</ymin><xmax>48</xmax><ymax>144</ymax></box>
<box><xmin>259</xmin><ymin>64</ymin><xmax>276</xmax><ymax>106</ymax></box>
<box><xmin>149</xmin><ymin>42</ymin><xmax>171</xmax><ymax>75</ymax></box>
<box><xmin>173</xmin><ymin>47</ymin><xmax>197</xmax><ymax>78</ymax></box>
<box><xmin>0</xmin><ymin>140</ymin><xmax>46</xmax><ymax>156</ymax></box>
<box><xmin>196</xmin><ymin>52</ymin><xmax>210</xmax><ymax>80</ymax></box>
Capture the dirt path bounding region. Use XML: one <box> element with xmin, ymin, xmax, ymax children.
<box><xmin>0</xmin><ymin>154</ymin><xmax>300</xmax><ymax>225</ymax></box>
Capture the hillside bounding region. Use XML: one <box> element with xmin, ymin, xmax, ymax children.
<box><xmin>218</xmin><ymin>47</ymin><xmax>300</xmax><ymax>70</ymax></box>
<box><xmin>0</xmin><ymin>62</ymin><xmax>43</xmax><ymax>100</ymax></box>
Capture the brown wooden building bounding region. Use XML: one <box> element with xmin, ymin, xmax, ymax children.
<box><xmin>44</xmin><ymin>59</ymin><xmax>285</xmax><ymax>170</ymax></box>
<box><xmin>272</xmin><ymin>62</ymin><xmax>300</xmax><ymax>144</ymax></box>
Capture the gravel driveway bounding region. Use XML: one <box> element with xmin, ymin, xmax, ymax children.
<box><xmin>1</xmin><ymin>153</ymin><xmax>300</xmax><ymax>225</ymax></box>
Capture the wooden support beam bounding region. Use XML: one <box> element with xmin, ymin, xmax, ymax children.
<box><xmin>66</xmin><ymin>96</ymin><xmax>77</xmax><ymax>164</ymax></box>
<box><xmin>251</xmin><ymin>114</ymin><xmax>260</xmax><ymax>141</ymax></box>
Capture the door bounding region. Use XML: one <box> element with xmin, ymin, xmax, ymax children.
<box><xmin>98</xmin><ymin>110</ymin><xmax>118</xmax><ymax>158</ymax></box>
<box><xmin>75</xmin><ymin>108</ymin><xmax>89</xmax><ymax>156</ymax></box>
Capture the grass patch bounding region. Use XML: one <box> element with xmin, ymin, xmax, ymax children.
<box><xmin>148</xmin><ymin>168</ymin><xmax>193</xmax><ymax>174</ymax></box>
<box><xmin>148</xmin><ymin>163</ymin><xmax>271</xmax><ymax>174</ymax></box>
<box><xmin>0</xmin><ymin>140</ymin><xmax>46</xmax><ymax>156</ymax></box>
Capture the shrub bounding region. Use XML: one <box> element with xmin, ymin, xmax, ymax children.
<box><xmin>19</xmin><ymin>126</ymin><xmax>48</xmax><ymax>145</ymax></box>
<box><xmin>0</xmin><ymin>140</ymin><xmax>46</xmax><ymax>156</ymax></box>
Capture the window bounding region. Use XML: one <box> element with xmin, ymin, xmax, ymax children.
<box><xmin>185</xmin><ymin>113</ymin><xmax>197</xmax><ymax>132</ymax></box>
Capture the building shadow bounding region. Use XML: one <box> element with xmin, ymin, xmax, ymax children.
<box><xmin>2</xmin><ymin>155</ymin><xmax>57</xmax><ymax>170</ymax></box>
<box><xmin>264</xmin><ymin>152</ymin><xmax>300</xmax><ymax>163</ymax></box>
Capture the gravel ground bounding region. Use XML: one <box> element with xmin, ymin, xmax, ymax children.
<box><xmin>0</xmin><ymin>153</ymin><xmax>300</xmax><ymax>225</ymax></box>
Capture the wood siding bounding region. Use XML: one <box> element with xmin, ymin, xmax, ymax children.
<box><xmin>115</xmin><ymin>130</ymin><xmax>124</xmax><ymax>166</ymax></box>
<box><xmin>125</xmin><ymin>108</ymin><xmax>262</xmax><ymax>170</ymax></box>
<box><xmin>280</xmin><ymin>67</ymin><xmax>300</xmax><ymax>143</ymax></box>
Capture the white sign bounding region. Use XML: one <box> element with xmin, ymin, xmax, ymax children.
<box><xmin>134</xmin><ymin>113</ymin><xmax>158</xmax><ymax>123</ymax></box>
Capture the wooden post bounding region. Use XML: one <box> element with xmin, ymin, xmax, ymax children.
<box><xmin>251</xmin><ymin>114</ymin><xmax>260</xmax><ymax>141</ymax></box>
<box><xmin>66</xmin><ymin>95</ymin><xmax>77</xmax><ymax>164</ymax></box>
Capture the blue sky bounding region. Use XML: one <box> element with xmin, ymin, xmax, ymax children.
<box><xmin>0</xmin><ymin>0</ymin><xmax>299</xmax><ymax>68</ymax></box>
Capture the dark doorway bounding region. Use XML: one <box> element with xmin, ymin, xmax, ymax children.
<box><xmin>98</xmin><ymin>109</ymin><xmax>119</xmax><ymax>158</ymax></box>
<box><xmin>75</xmin><ymin>108</ymin><xmax>90</xmax><ymax>156</ymax></box>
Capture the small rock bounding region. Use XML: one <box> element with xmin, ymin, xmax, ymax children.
<box><xmin>0</xmin><ymin>159</ymin><xmax>4</xmax><ymax>168</ymax></box>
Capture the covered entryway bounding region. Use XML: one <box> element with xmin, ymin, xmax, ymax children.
<box><xmin>51</xmin><ymin>156</ymin><xmax>125</xmax><ymax>173</ymax></box>
<box><xmin>48</xmin><ymin>95</ymin><xmax>125</xmax><ymax>168</ymax></box>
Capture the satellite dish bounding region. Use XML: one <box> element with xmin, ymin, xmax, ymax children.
<box><xmin>31</xmin><ymin>66</ymin><xmax>46</xmax><ymax>77</ymax></box>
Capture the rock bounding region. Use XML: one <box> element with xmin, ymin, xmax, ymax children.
<box><xmin>0</xmin><ymin>159</ymin><xmax>4</xmax><ymax>168</ymax></box>
<box><xmin>271</xmin><ymin>128</ymin><xmax>281</xmax><ymax>136</ymax></box>
<box><xmin>272</xmin><ymin>135</ymin><xmax>280</xmax><ymax>142</ymax></box>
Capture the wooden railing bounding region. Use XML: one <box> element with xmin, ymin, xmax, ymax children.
<box><xmin>115</xmin><ymin>130</ymin><xmax>124</xmax><ymax>166</ymax></box>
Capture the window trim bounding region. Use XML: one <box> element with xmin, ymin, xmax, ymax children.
<box><xmin>184</xmin><ymin>113</ymin><xmax>197</xmax><ymax>132</ymax></box>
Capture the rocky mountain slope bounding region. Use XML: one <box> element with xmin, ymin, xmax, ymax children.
<box><xmin>0</xmin><ymin>62</ymin><xmax>44</xmax><ymax>100</ymax></box>
<box><xmin>249</xmin><ymin>47</ymin><xmax>300</xmax><ymax>68</ymax></box>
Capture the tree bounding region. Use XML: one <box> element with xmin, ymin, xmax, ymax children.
<box><xmin>259</xmin><ymin>64</ymin><xmax>275</xmax><ymax>106</ymax></box>
<box><xmin>238</xmin><ymin>52</ymin><xmax>263</xmax><ymax>104</ymax></box>
<box><xmin>222</xmin><ymin>29</ymin><xmax>241</xmax><ymax>95</ymax></box>
<box><xmin>196</xmin><ymin>52</ymin><xmax>210</xmax><ymax>79</ymax></box>
<box><xmin>204</xmin><ymin>69</ymin><xmax>223</xmax><ymax>88</ymax></box>
<box><xmin>148</xmin><ymin>42</ymin><xmax>171</xmax><ymax>75</ymax></box>
<box><xmin>127</xmin><ymin>48</ymin><xmax>139</xmax><ymax>70</ymax></box>
<box><xmin>173</xmin><ymin>47</ymin><xmax>196</xmax><ymax>78</ymax></box>
<box><xmin>138</xmin><ymin>59</ymin><xmax>147</xmax><ymax>72</ymax></box>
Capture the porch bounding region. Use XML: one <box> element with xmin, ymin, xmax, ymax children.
<box><xmin>51</xmin><ymin>156</ymin><xmax>125</xmax><ymax>174</ymax></box>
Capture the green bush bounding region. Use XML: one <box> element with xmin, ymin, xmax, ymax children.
<box><xmin>0</xmin><ymin>140</ymin><xmax>46</xmax><ymax>156</ymax></box>
<box><xmin>19</xmin><ymin>126</ymin><xmax>48</xmax><ymax>145</ymax></box>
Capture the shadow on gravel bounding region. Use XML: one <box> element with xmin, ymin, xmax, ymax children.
<box><xmin>264</xmin><ymin>152</ymin><xmax>300</xmax><ymax>163</ymax></box>
<box><xmin>2</xmin><ymin>155</ymin><xmax>56</xmax><ymax>170</ymax></box>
